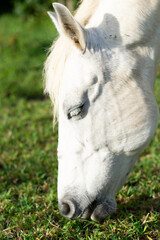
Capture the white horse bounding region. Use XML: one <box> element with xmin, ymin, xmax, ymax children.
<box><xmin>44</xmin><ymin>0</ymin><xmax>160</xmax><ymax>222</ymax></box>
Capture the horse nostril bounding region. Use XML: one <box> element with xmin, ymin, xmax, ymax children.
<box><xmin>61</xmin><ymin>202</ymin><xmax>70</xmax><ymax>215</ymax></box>
<box><xmin>59</xmin><ymin>199</ymin><xmax>76</xmax><ymax>218</ymax></box>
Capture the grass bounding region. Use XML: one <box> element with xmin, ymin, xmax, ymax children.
<box><xmin>0</xmin><ymin>14</ymin><xmax>160</xmax><ymax>240</ymax></box>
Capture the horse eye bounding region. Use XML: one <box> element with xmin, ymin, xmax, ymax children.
<box><xmin>67</xmin><ymin>104</ymin><xmax>84</xmax><ymax>119</ymax></box>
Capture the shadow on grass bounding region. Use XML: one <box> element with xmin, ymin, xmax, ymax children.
<box><xmin>116</xmin><ymin>193</ymin><xmax>159</xmax><ymax>218</ymax></box>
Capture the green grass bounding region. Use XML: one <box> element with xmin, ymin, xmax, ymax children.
<box><xmin>0</xmin><ymin>14</ymin><xmax>160</xmax><ymax>239</ymax></box>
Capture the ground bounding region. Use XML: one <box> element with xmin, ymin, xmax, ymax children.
<box><xmin>0</xmin><ymin>14</ymin><xmax>160</xmax><ymax>239</ymax></box>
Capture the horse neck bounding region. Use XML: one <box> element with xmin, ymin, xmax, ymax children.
<box><xmin>86</xmin><ymin>0</ymin><xmax>160</xmax><ymax>88</ymax></box>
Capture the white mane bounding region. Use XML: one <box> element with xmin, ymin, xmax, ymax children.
<box><xmin>44</xmin><ymin>0</ymin><xmax>100</xmax><ymax>121</ymax></box>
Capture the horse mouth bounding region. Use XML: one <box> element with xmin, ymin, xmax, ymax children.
<box><xmin>80</xmin><ymin>199</ymin><xmax>117</xmax><ymax>222</ymax></box>
<box><xmin>59</xmin><ymin>197</ymin><xmax>117</xmax><ymax>222</ymax></box>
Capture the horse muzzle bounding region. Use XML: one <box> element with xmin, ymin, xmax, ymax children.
<box><xmin>59</xmin><ymin>197</ymin><xmax>117</xmax><ymax>222</ymax></box>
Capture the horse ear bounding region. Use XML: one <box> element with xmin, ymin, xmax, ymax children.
<box><xmin>48</xmin><ymin>11</ymin><xmax>63</xmax><ymax>34</ymax></box>
<box><xmin>48</xmin><ymin>3</ymin><xmax>86</xmax><ymax>52</ymax></box>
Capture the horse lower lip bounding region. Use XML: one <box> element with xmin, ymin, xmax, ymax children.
<box><xmin>90</xmin><ymin>209</ymin><xmax>106</xmax><ymax>223</ymax></box>
<box><xmin>79</xmin><ymin>206</ymin><xmax>104</xmax><ymax>222</ymax></box>
<box><xmin>79</xmin><ymin>200</ymin><xmax>99</xmax><ymax>220</ymax></box>
<box><xmin>80</xmin><ymin>208</ymin><xmax>92</xmax><ymax>219</ymax></box>
<box><xmin>91</xmin><ymin>199</ymin><xmax>117</xmax><ymax>222</ymax></box>
<box><xmin>78</xmin><ymin>199</ymin><xmax>100</xmax><ymax>220</ymax></box>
